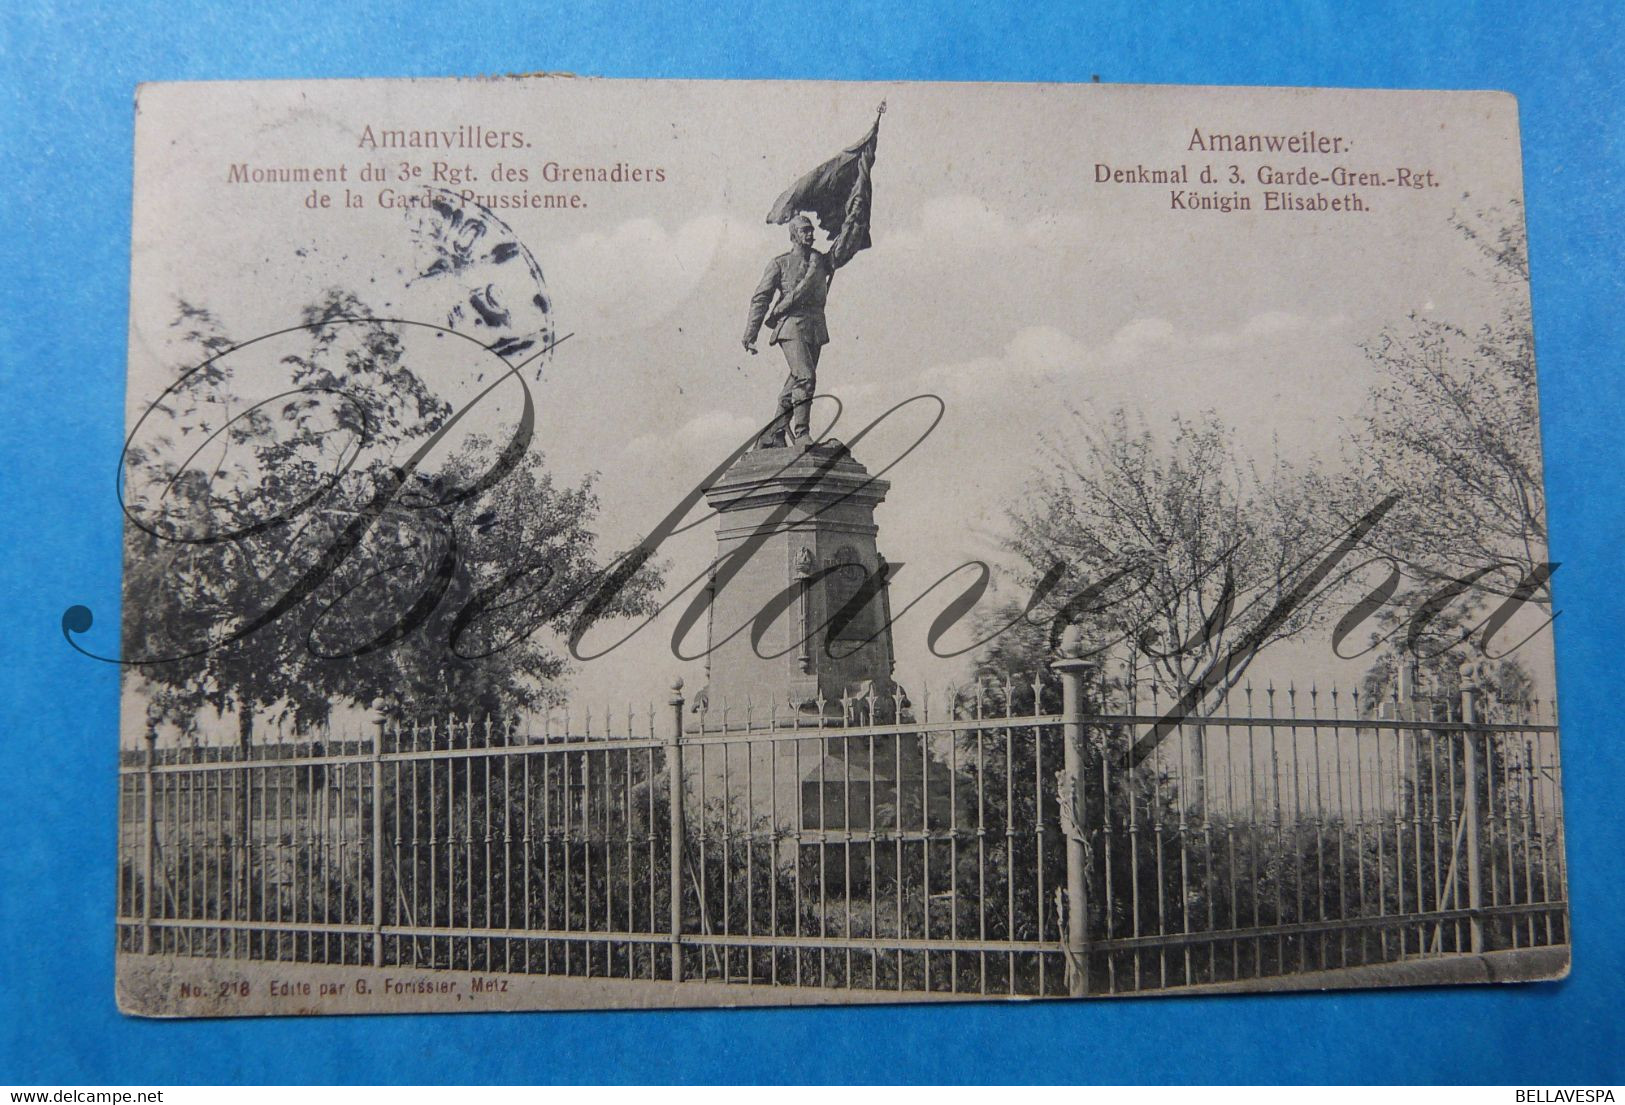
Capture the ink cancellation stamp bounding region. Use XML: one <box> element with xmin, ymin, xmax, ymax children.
<box><xmin>101</xmin><ymin>78</ymin><xmax>1567</xmax><ymax>1016</ymax></box>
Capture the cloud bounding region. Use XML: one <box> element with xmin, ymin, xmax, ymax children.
<box><xmin>917</xmin><ymin>325</ymin><xmax>1083</xmax><ymax>398</ymax></box>
<box><xmin>547</xmin><ymin>214</ymin><xmax>754</xmax><ymax>333</ymax></box>
<box><xmin>626</xmin><ymin>408</ymin><xmax>761</xmax><ymax>459</ymax></box>
<box><xmin>880</xmin><ymin>195</ymin><xmax>1093</xmax><ymax>258</ymax></box>
<box><xmin>1102</xmin><ymin>317</ymin><xmax>1177</xmax><ymax>361</ymax></box>
<box><xmin>915</xmin><ymin>311</ymin><xmax>1351</xmax><ymax>402</ymax></box>
<box><xmin>1194</xmin><ymin>310</ymin><xmax>1348</xmax><ymax>353</ymax></box>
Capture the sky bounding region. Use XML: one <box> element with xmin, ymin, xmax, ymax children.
<box><xmin>119</xmin><ymin>77</ymin><xmax>1554</xmax><ymax>733</ymax></box>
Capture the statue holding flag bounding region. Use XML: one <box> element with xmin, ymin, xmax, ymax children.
<box><xmin>742</xmin><ymin>103</ymin><xmax>883</xmax><ymax>448</ymax></box>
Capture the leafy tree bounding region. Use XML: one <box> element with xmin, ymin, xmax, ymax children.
<box><xmin>1352</xmin><ymin>585</ymin><xmax>1536</xmax><ymax>722</ymax></box>
<box><xmin>123</xmin><ymin>292</ymin><xmax>662</xmax><ymax>741</ymax></box>
<box><xmin>1326</xmin><ymin>202</ymin><xmax>1549</xmax><ymax>608</ymax></box>
<box><xmin>1010</xmin><ymin>410</ymin><xmax>1329</xmax><ymax>703</ymax></box>
<box><xmin>1007</xmin><ymin>409</ymin><xmax>1336</xmax><ymax>804</ymax></box>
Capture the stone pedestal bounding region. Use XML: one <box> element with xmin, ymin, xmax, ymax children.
<box><xmin>694</xmin><ymin>440</ymin><xmax>898</xmax><ymax>729</ymax></box>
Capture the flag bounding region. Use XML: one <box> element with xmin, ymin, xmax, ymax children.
<box><xmin>765</xmin><ymin>107</ymin><xmax>882</xmax><ymax>267</ymax></box>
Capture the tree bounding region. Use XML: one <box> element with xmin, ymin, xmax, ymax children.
<box><xmin>123</xmin><ymin>292</ymin><xmax>662</xmax><ymax>741</ymax></box>
<box><xmin>1008</xmin><ymin>409</ymin><xmax>1334</xmax><ymax>726</ymax></box>
<box><xmin>1353</xmin><ymin>585</ymin><xmax>1536</xmax><ymax>723</ymax></box>
<box><xmin>1328</xmin><ymin>201</ymin><xmax>1549</xmax><ymax>609</ymax></box>
<box><xmin>957</xmin><ymin>600</ymin><xmax>1065</xmax><ymax>716</ymax></box>
<box><xmin>1347</xmin><ymin>589</ymin><xmax>1557</xmax><ymax>958</ymax></box>
<box><xmin>319</xmin><ymin>439</ymin><xmax>664</xmax><ymax>722</ymax></box>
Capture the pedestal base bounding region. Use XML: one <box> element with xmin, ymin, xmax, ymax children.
<box><xmin>693</xmin><ymin>439</ymin><xmax>897</xmax><ymax>730</ymax></box>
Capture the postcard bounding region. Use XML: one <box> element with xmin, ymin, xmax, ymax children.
<box><xmin>102</xmin><ymin>77</ymin><xmax>1566</xmax><ymax>1015</ymax></box>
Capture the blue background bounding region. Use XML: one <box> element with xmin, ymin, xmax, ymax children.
<box><xmin>1</xmin><ymin>0</ymin><xmax>1621</xmax><ymax>1085</ymax></box>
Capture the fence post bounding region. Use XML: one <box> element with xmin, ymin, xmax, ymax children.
<box><xmin>667</xmin><ymin>678</ymin><xmax>686</xmax><ymax>982</ymax></box>
<box><xmin>1052</xmin><ymin>627</ymin><xmax>1095</xmax><ymax>997</ymax></box>
<box><xmin>142</xmin><ymin>732</ymin><xmax>156</xmax><ymax>955</ymax></box>
<box><xmin>1460</xmin><ymin>668</ymin><xmax>1485</xmax><ymax>953</ymax></box>
<box><xmin>372</xmin><ymin>717</ymin><xmax>386</xmax><ymax>968</ymax></box>
<box><xmin>236</xmin><ymin>725</ymin><xmax>251</xmax><ymax>959</ymax></box>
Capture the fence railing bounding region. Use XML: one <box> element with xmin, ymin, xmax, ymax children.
<box><xmin>117</xmin><ymin>662</ymin><xmax>1566</xmax><ymax>998</ymax></box>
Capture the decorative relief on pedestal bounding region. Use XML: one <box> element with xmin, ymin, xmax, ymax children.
<box><xmin>826</xmin><ymin>545</ymin><xmax>875</xmax><ymax>646</ymax></box>
<box><xmin>795</xmin><ymin>544</ymin><xmax>815</xmax><ymax>674</ymax></box>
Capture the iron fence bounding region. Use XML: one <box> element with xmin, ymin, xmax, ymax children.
<box><xmin>117</xmin><ymin>665</ymin><xmax>1565</xmax><ymax>997</ymax></box>
<box><xmin>1073</xmin><ymin>676</ymin><xmax>1565</xmax><ymax>993</ymax></box>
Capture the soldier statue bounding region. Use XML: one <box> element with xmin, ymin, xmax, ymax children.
<box><xmin>742</xmin><ymin>105</ymin><xmax>882</xmax><ymax>449</ymax></box>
